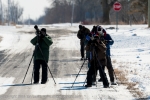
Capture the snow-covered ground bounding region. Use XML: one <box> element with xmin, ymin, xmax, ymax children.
<box><xmin>46</xmin><ymin>23</ymin><xmax>150</xmax><ymax>99</ymax></box>
<box><xmin>55</xmin><ymin>24</ymin><xmax>150</xmax><ymax>99</ymax></box>
<box><xmin>106</xmin><ymin>25</ymin><xmax>150</xmax><ymax>99</ymax></box>
<box><xmin>0</xmin><ymin>24</ymin><xmax>150</xmax><ymax>99</ymax></box>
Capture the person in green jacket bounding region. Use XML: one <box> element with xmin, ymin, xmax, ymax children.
<box><xmin>30</xmin><ymin>28</ymin><xmax>53</xmax><ymax>84</ymax></box>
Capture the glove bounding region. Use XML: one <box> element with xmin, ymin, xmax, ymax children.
<box><xmin>104</xmin><ymin>40</ymin><xmax>112</xmax><ymax>44</ymax></box>
<box><xmin>40</xmin><ymin>33</ymin><xmax>46</xmax><ymax>38</ymax></box>
<box><xmin>90</xmin><ymin>36</ymin><xmax>94</xmax><ymax>41</ymax></box>
<box><xmin>86</xmin><ymin>35</ymin><xmax>91</xmax><ymax>41</ymax></box>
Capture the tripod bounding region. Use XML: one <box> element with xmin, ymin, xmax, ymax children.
<box><xmin>94</xmin><ymin>45</ymin><xmax>109</xmax><ymax>87</ymax></box>
<box><xmin>84</xmin><ymin>43</ymin><xmax>109</xmax><ymax>87</ymax></box>
<box><xmin>22</xmin><ymin>27</ymin><xmax>56</xmax><ymax>84</ymax></box>
<box><xmin>71</xmin><ymin>59</ymin><xmax>87</xmax><ymax>88</ymax></box>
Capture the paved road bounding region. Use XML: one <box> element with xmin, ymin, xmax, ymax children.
<box><xmin>0</xmin><ymin>27</ymin><xmax>134</xmax><ymax>100</ymax></box>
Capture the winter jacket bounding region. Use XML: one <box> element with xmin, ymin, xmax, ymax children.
<box><xmin>30</xmin><ymin>35</ymin><xmax>53</xmax><ymax>62</ymax></box>
<box><xmin>77</xmin><ymin>27</ymin><xmax>90</xmax><ymax>45</ymax></box>
<box><xmin>103</xmin><ymin>34</ymin><xmax>114</xmax><ymax>56</ymax></box>
<box><xmin>85</xmin><ymin>41</ymin><xmax>107</xmax><ymax>66</ymax></box>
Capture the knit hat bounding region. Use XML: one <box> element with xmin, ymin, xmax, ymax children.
<box><xmin>41</xmin><ymin>28</ymin><xmax>46</xmax><ymax>33</ymax></box>
<box><xmin>97</xmin><ymin>26</ymin><xmax>106</xmax><ymax>36</ymax></box>
<box><xmin>79</xmin><ymin>25</ymin><xmax>83</xmax><ymax>29</ymax></box>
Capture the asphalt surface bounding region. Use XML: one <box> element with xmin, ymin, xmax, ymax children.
<box><xmin>0</xmin><ymin>27</ymin><xmax>134</xmax><ymax>100</ymax></box>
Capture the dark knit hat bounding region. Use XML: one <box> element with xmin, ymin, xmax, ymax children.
<box><xmin>41</xmin><ymin>28</ymin><xmax>46</xmax><ymax>33</ymax></box>
<box><xmin>79</xmin><ymin>25</ymin><xmax>83</xmax><ymax>29</ymax></box>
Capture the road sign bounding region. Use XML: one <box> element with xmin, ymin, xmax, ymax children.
<box><xmin>113</xmin><ymin>2</ymin><xmax>122</xmax><ymax>11</ymax></box>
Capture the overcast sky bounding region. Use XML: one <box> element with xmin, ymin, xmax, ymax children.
<box><xmin>1</xmin><ymin>0</ymin><xmax>51</xmax><ymax>20</ymax></box>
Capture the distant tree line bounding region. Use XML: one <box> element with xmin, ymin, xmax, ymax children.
<box><xmin>0</xmin><ymin>0</ymin><xmax>23</xmax><ymax>25</ymax></box>
<box><xmin>26</xmin><ymin>0</ymin><xmax>148</xmax><ymax>25</ymax></box>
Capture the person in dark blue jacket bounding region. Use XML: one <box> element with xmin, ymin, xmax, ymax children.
<box><xmin>97</xmin><ymin>25</ymin><xmax>117</xmax><ymax>85</ymax></box>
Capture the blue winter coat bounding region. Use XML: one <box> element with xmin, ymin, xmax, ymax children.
<box><xmin>103</xmin><ymin>34</ymin><xmax>114</xmax><ymax>56</ymax></box>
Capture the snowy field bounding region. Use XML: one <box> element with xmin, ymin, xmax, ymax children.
<box><xmin>0</xmin><ymin>24</ymin><xmax>150</xmax><ymax>100</ymax></box>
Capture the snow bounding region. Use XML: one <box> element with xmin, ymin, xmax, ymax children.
<box><xmin>0</xmin><ymin>77</ymin><xmax>15</xmax><ymax>95</ymax></box>
<box><xmin>55</xmin><ymin>24</ymin><xmax>150</xmax><ymax>99</ymax></box>
<box><xmin>0</xmin><ymin>24</ymin><xmax>150</xmax><ymax>99</ymax></box>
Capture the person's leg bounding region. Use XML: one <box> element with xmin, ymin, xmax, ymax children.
<box><xmin>80</xmin><ymin>43</ymin><xmax>84</xmax><ymax>59</ymax></box>
<box><xmin>98</xmin><ymin>64</ymin><xmax>105</xmax><ymax>82</ymax></box>
<box><xmin>106</xmin><ymin>56</ymin><xmax>115</xmax><ymax>83</ymax></box>
<box><xmin>86</xmin><ymin>61</ymin><xmax>94</xmax><ymax>87</ymax></box>
<box><xmin>41</xmin><ymin>60</ymin><xmax>48</xmax><ymax>83</ymax></box>
<box><xmin>34</xmin><ymin>60</ymin><xmax>41</xmax><ymax>83</ymax></box>
<box><xmin>92</xmin><ymin>61</ymin><xmax>98</xmax><ymax>83</ymax></box>
<box><xmin>98</xmin><ymin>65</ymin><xmax>109</xmax><ymax>88</ymax></box>
<box><xmin>86</xmin><ymin>51</ymin><xmax>90</xmax><ymax>60</ymax></box>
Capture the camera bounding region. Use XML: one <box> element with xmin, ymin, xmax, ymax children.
<box><xmin>34</xmin><ymin>25</ymin><xmax>41</xmax><ymax>35</ymax></box>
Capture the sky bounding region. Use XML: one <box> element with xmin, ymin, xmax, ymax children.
<box><xmin>1</xmin><ymin>0</ymin><xmax>52</xmax><ymax>20</ymax></box>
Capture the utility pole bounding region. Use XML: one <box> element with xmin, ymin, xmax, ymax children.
<box><xmin>148</xmin><ymin>0</ymin><xmax>150</xmax><ymax>27</ymax></box>
<box><xmin>28</xmin><ymin>15</ymin><xmax>30</xmax><ymax>27</ymax></box>
<box><xmin>0</xmin><ymin>0</ymin><xmax>3</xmax><ymax>25</ymax></box>
<box><xmin>8</xmin><ymin>0</ymin><xmax>10</xmax><ymax>26</ymax></box>
<box><xmin>128</xmin><ymin>0</ymin><xmax>131</xmax><ymax>26</ymax></box>
<box><xmin>71</xmin><ymin>0</ymin><xmax>74</xmax><ymax>26</ymax></box>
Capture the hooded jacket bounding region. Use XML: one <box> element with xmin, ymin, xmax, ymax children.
<box><xmin>77</xmin><ymin>27</ymin><xmax>90</xmax><ymax>45</ymax></box>
<box><xmin>103</xmin><ymin>34</ymin><xmax>114</xmax><ymax>56</ymax></box>
<box><xmin>30</xmin><ymin>35</ymin><xmax>53</xmax><ymax>62</ymax></box>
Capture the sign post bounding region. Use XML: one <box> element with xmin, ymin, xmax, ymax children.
<box><xmin>113</xmin><ymin>2</ymin><xmax>122</xmax><ymax>32</ymax></box>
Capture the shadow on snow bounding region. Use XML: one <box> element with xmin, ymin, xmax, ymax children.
<box><xmin>1</xmin><ymin>83</ymin><xmax>32</xmax><ymax>87</ymax></box>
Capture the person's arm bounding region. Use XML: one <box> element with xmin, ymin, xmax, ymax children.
<box><xmin>30</xmin><ymin>36</ymin><xmax>37</xmax><ymax>45</ymax></box>
<box><xmin>77</xmin><ymin>30</ymin><xmax>82</xmax><ymax>39</ymax></box>
<box><xmin>106</xmin><ymin>34</ymin><xmax>114</xmax><ymax>45</ymax></box>
<box><xmin>43</xmin><ymin>36</ymin><xmax>53</xmax><ymax>46</ymax></box>
<box><xmin>85</xmin><ymin>28</ymin><xmax>90</xmax><ymax>36</ymax></box>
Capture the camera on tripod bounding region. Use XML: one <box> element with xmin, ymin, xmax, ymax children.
<box><xmin>86</xmin><ymin>34</ymin><xmax>100</xmax><ymax>45</ymax></box>
<box><xmin>34</xmin><ymin>25</ymin><xmax>42</xmax><ymax>36</ymax></box>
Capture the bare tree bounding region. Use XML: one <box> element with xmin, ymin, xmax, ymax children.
<box><xmin>100</xmin><ymin>0</ymin><xmax>117</xmax><ymax>24</ymax></box>
<box><xmin>130</xmin><ymin>0</ymin><xmax>148</xmax><ymax>23</ymax></box>
<box><xmin>44</xmin><ymin>0</ymin><xmax>146</xmax><ymax>24</ymax></box>
<box><xmin>45</xmin><ymin>0</ymin><xmax>72</xmax><ymax>24</ymax></box>
<box><xmin>9</xmin><ymin>0</ymin><xmax>23</xmax><ymax>24</ymax></box>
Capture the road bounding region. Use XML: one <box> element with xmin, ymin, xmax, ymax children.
<box><xmin>0</xmin><ymin>26</ymin><xmax>134</xmax><ymax>100</ymax></box>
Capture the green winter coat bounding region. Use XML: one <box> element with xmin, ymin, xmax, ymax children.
<box><xmin>30</xmin><ymin>35</ymin><xmax>53</xmax><ymax>62</ymax></box>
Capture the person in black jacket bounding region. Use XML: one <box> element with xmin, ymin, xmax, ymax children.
<box><xmin>77</xmin><ymin>25</ymin><xmax>90</xmax><ymax>60</ymax></box>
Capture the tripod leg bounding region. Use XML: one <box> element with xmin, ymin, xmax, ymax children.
<box><xmin>71</xmin><ymin>59</ymin><xmax>86</xmax><ymax>88</ymax></box>
<box><xmin>47</xmin><ymin>66</ymin><xmax>56</xmax><ymax>84</ymax></box>
<box><xmin>113</xmin><ymin>69</ymin><xmax>118</xmax><ymax>85</ymax></box>
<box><xmin>37</xmin><ymin>45</ymin><xmax>56</xmax><ymax>84</ymax></box>
<box><xmin>22</xmin><ymin>53</ymin><xmax>34</xmax><ymax>84</ymax></box>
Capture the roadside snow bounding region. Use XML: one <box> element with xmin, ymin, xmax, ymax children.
<box><xmin>0</xmin><ymin>77</ymin><xmax>15</xmax><ymax>95</ymax></box>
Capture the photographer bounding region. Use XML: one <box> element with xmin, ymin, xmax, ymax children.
<box><xmin>97</xmin><ymin>25</ymin><xmax>117</xmax><ymax>85</ymax></box>
<box><xmin>85</xmin><ymin>28</ymin><xmax>109</xmax><ymax>88</ymax></box>
<box><xmin>77</xmin><ymin>25</ymin><xmax>90</xmax><ymax>60</ymax></box>
<box><xmin>30</xmin><ymin>27</ymin><xmax>53</xmax><ymax>84</ymax></box>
